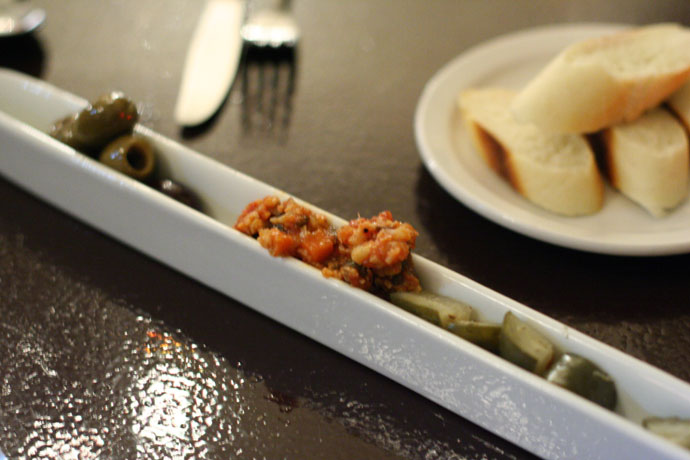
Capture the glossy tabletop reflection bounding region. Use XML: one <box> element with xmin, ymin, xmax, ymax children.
<box><xmin>2</xmin><ymin>1</ymin><xmax>690</xmax><ymax>459</ymax></box>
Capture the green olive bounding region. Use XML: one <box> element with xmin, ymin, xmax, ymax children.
<box><xmin>50</xmin><ymin>92</ymin><xmax>139</xmax><ymax>151</ymax></box>
<box><xmin>99</xmin><ymin>135</ymin><xmax>155</xmax><ymax>181</ymax></box>
<box><xmin>50</xmin><ymin>114</ymin><xmax>80</xmax><ymax>148</ymax></box>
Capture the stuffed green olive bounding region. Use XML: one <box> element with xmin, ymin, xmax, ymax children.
<box><xmin>99</xmin><ymin>135</ymin><xmax>155</xmax><ymax>181</ymax></box>
<box><xmin>50</xmin><ymin>91</ymin><xmax>138</xmax><ymax>152</ymax></box>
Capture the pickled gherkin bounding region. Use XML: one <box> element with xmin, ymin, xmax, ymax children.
<box><xmin>446</xmin><ymin>320</ymin><xmax>501</xmax><ymax>352</ymax></box>
<box><xmin>545</xmin><ymin>353</ymin><xmax>617</xmax><ymax>410</ymax></box>
<box><xmin>643</xmin><ymin>417</ymin><xmax>690</xmax><ymax>449</ymax></box>
<box><xmin>389</xmin><ymin>291</ymin><xmax>473</xmax><ymax>328</ymax></box>
<box><xmin>499</xmin><ymin>311</ymin><xmax>554</xmax><ymax>375</ymax></box>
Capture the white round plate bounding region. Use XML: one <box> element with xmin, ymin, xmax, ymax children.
<box><xmin>414</xmin><ymin>23</ymin><xmax>690</xmax><ymax>256</ymax></box>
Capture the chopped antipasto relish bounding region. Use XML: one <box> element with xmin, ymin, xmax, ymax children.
<box><xmin>234</xmin><ymin>196</ymin><xmax>421</xmax><ymax>296</ymax></box>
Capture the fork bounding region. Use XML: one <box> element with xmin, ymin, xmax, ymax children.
<box><xmin>241</xmin><ymin>0</ymin><xmax>299</xmax><ymax>48</ymax></box>
<box><xmin>239</xmin><ymin>0</ymin><xmax>299</xmax><ymax>135</ymax></box>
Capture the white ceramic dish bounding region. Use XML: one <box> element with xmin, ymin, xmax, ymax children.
<box><xmin>2</xmin><ymin>67</ymin><xmax>690</xmax><ymax>459</ymax></box>
<box><xmin>414</xmin><ymin>23</ymin><xmax>690</xmax><ymax>256</ymax></box>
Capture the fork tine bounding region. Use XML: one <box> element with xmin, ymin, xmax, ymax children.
<box><xmin>255</xmin><ymin>51</ymin><xmax>267</xmax><ymax>122</ymax></box>
<box><xmin>240</xmin><ymin>46</ymin><xmax>253</xmax><ymax>131</ymax></box>
<box><xmin>279</xmin><ymin>47</ymin><xmax>297</xmax><ymax>130</ymax></box>
<box><xmin>241</xmin><ymin>44</ymin><xmax>297</xmax><ymax>136</ymax></box>
<box><xmin>267</xmin><ymin>57</ymin><xmax>280</xmax><ymax>125</ymax></box>
<box><xmin>239</xmin><ymin>0</ymin><xmax>299</xmax><ymax>136</ymax></box>
<box><xmin>240</xmin><ymin>45</ymin><xmax>267</xmax><ymax>132</ymax></box>
<box><xmin>268</xmin><ymin>47</ymin><xmax>297</xmax><ymax>129</ymax></box>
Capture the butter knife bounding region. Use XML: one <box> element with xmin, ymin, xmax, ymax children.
<box><xmin>174</xmin><ymin>0</ymin><xmax>245</xmax><ymax>126</ymax></box>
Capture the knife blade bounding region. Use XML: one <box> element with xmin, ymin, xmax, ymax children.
<box><xmin>174</xmin><ymin>0</ymin><xmax>244</xmax><ymax>126</ymax></box>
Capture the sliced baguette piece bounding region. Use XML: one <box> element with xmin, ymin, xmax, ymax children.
<box><xmin>667</xmin><ymin>79</ymin><xmax>690</xmax><ymax>131</ymax></box>
<box><xmin>459</xmin><ymin>88</ymin><xmax>604</xmax><ymax>216</ymax></box>
<box><xmin>511</xmin><ymin>23</ymin><xmax>690</xmax><ymax>134</ymax></box>
<box><xmin>591</xmin><ymin>107</ymin><xmax>689</xmax><ymax>217</ymax></box>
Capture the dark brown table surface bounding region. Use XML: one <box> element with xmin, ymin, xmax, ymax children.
<box><xmin>2</xmin><ymin>1</ymin><xmax>690</xmax><ymax>459</ymax></box>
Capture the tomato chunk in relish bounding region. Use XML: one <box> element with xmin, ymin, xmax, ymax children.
<box><xmin>234</xmin><ymin>196</ymin><xmax>421</xmax><ymax>296</ymax></box>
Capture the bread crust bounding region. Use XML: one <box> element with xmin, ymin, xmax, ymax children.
<box><xmin>471</xmin><ymin>122</ymin><xmax>523</xmax><ymax>195</ymax></box>
<box><xmin>592</xmin><ymin>107</ymin><xmax>689</xmax><ymax>216</ymax></box>
<box><xmin>667</xmin><ymin>80</ymin><xmax>690</xmax><ymax>131</ymax></box>
<box><xmin>460</xmin><ymin>88</ymin><xmax>604</xmax><ymax>216</ymax></box>
<box><xmin>588</xmin><ymin>130</ymin><xmax>618</xmax><ymax>186</ymax></box>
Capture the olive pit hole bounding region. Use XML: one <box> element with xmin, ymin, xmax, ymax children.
<box><xmin>126</xmin><ymin>146</ymin><xmax>148</xmax><ymax>170</ymax></box>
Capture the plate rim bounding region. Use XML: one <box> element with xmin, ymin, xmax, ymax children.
<box><xmin>414</xmin><ymin>22</ymin><xmax>690</xmax><ymax>256</ymax></box>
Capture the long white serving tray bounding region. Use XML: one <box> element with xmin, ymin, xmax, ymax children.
<box><xmin>1</xmin><ymin>68</ymin><xmax>689</xmax><ymax>460</ymax></box>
